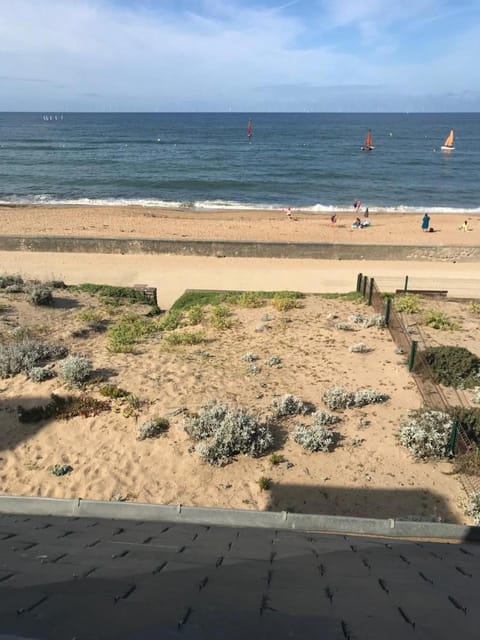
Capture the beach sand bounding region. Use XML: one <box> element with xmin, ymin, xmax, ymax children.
<box><xmin>0</xmin><ymin>204</ymin><xmax>478</xmax><ymax>245</ymax></box>
<box><xmin>0</xmin><ymin>204</ymin><xmax>478</xmax><ymax>523</ymax></box>
<box><xmin>0</xmin><ymin>288</ymin><xmax>473</xmax><ymax>523</ymax></box>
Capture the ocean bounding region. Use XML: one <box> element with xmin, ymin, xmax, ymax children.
<box><xmin>0</xmin><ymin>112</ymin><xmax>479</xmax><ymax>214</ymax></box>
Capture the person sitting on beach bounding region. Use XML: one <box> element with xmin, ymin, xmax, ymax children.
<box><xmin>351</xmin><ymin>217</ymin><xmax>361</xmax><ymax>229</ymax></box>
<box><xmin>459</xmin><ymin>220</ymin><xmax>469</xmax><ymax>232</ymax></box>
<box><xmin>360</xmin><ymin>216</ymin><xmax>371</xmax><ymax>228</ymax></box>
<box><xmin>330</xmin><ymin>214</ymin><xmax>337</xmax><ymax>224</ymax></box>
<box><xmin>421</xmin><ymin>213</ymin><xmax>430</xmax><ymax>232</ymax></box>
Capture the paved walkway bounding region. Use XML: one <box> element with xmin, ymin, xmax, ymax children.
<box><xmin>1</xmin><ymin>251</ymin><xmax>479</xmax><ymax>307</ymax></box>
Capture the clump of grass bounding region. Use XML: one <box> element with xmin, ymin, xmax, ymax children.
<box><xmin>184</xmin><ymin>401</ymin><xmax>273</xmax><ymax>466</ymax></box>
<box><xmin>396</xmin><ymin>408</ymin><xmax>453</xmax><ymax>459</ymax></box>
<box><xmin>78</xmin><ymin>309</ymin><xmax>104</xmax><ymax>323</ymax></box>
<box><xmin>257</xmin><ymin>476</ymin><xmax>271</xmax><ymax>491</ymax></box>
<box><xmin>293</xmin><ymin>422</ymin><xmax>335</xmax><ymax>452</ymax></box>
<box><xmin>210</xmin><ymin>305</ymin><xmax>234</xmax><ymax>330</ymax></box>
<box><xmin>236</xmin><ymin>291</ymin><xmax>265</xmax><ymax>308</ymax></box>
<box><xmin>159</xmin><ymin>309</ymin><xmax>183</xmax><ymax>330</ymax></box>
<box><xmin>312</xmin><ymin>411</ymin><xmax>342</xmax><ymax>426</ymax></box>
<box><xmin>99</xmin><ymin>383</ymin><xmax>129</xmax><ymax>399</ymax></box>
<box><xmin>137</xmin><ymin>417</ymin><xmax>169</xmax><ymax>440</ymax></box>
<box><xmin>27</xmin><ymin>284</ymin><xmax>53</xmax><ymax>306</ymax></box>
<box><xmin>269</xmin><ymin>453</ymin><xmax>286</xmax><ymax>465</ymax></box>
<box><xmin>468</xmin><ymin>301</ymin><xmax>480</xmax><ymax>315</ymax></box>
<box><xmin>264</xmin><ymin>355</ymin><xmax>281</xmax><ymax>366</ymax></box>
<box><xmin>247</xmin><ymin>363</ymin><xmax>261</xmax><ymax>375</ymax></box>
<box><xmin>395</xmin><ymin>293</ymin><xmax>421</xmax><ymax>314</ymax></box>
<box><xmin>271</xmin><ymin>291</ymin><xmax>303</xmax><ymax>312</ymax></box>
<box><xmin>18</xmin><ymin>393</ymin><xmax>110</xmax><ymax>423</ymax></box>
<box><xmin>422</xmin><ymin>346</ymin><xmax>480</xmax><ymax>389</ymax></box>
<box><xmin>273</xmin><ymin>394</ymin><xmax>314</xmax><ymax>417</ymax></box>
<box><xmin>59</xmin><ymin>356</ymin><xmax>93</xmax><ymax>387</ymax></box>
<box><xmin>186</xmin><ymin>305</ymin><xmax>204</xmax><ymax>325</ymax></box>
<box><xmin>424</xmin><ymin>309</ymin><xmax>459</xmax><ymax>330</ymax></box>
<box><xmin>364</xmin><ymin>314</ymin><xmax>385</xmax><ymax>328</ymax></box>
<box><xmin>107</xmin><ymin>314</ymin><xmax>159</xmax><ymax>352</ymax></box>
<box><xmin>0</xmin><ymin>340</ymin><xmax>68</xmax><ymax>378</ymax></box>
<box><xmin>163</xmin><ymin>330</ymin><xmax>206</xmax><ymax>346</ymax></box>
<box><xmin>319</xmin><ymin>292</ymin><xmax>363</xmax><ymax>302</ymax></box>
<box><xmin>51</xmin><ymin>464</ymin><xmax>73</xmax><ymax>476</ymax></box>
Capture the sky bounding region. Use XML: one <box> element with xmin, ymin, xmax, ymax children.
<box><xmin>1</xmin><ymin>0</ymin><xmax>479</xmax><ymax>112</ymax></box>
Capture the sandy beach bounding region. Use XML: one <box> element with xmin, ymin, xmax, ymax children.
<box><xmin>0</xmin><ymin>204</ymin><xmax>478</xmax><ymax>246</ymax></box>
<box><xmin>0</xmin><ymin>204</ymin><xmax>479</xmax><ymax>523</ymax></box>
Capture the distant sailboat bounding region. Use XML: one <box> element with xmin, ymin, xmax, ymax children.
<box><xmin>247</xmin><ymin>119</ymin><xmax>253</xmax><ymax>142</ymax></box>
<box><xmin>361</xmin><ymin>129</ymin><xmax>374</xmax><ymax>151</ymax></box>
<box><xmin>441</xmin><ymin>129</ymin><xmax>455</xmax><ymax>151</ymax></box>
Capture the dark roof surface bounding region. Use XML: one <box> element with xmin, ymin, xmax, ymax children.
<box><xmin>0</xmin><ymin>513</ymin><xmax>479</xmax><ymax>639</ymax></box>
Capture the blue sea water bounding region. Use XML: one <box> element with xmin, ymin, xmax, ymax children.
<box><xmin>0</xmin><ymin>112</ymin><xmax>479</xmax><ymax>213</ymax></box>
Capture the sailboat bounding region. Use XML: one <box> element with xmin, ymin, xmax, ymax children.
<box><xmin>247</xmin><ymin>119</ymin><xmax>253</xmax><ymax>142</ymax></box>
<box><xmin>441</xmin><ymin>129</ymin><xmax>455</xmax><ymax>151</ymax></box>
<box><xmin>361</xmin><ymin>129</ymin><xmax>374</xmax><ymax>151</ymax></box>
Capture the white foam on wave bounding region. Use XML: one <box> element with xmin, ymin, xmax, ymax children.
<box><xmin>0</xmin><ymin>194</ymin><xmax>479</xmax><ymax>215</ymax></box>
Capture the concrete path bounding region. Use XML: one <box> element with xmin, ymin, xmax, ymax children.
<box><xmin>1</xmin><ymin>251</ymin><xmax>478</xmax><ymax>308</ymax></box>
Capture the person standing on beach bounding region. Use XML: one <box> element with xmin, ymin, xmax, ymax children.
<box><xmin>421</xmin><ymin>213</ymin><xmax>430</xmax><ymax>232</ymax></box>
<box><xmin>353</xmin><ymin>200</ymin><xmax>362</xmax><ymax>213</ymax></box>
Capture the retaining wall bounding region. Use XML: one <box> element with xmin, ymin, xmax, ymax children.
<box><xmin>0</xmin><ymin>235</ymin><xmax>479</xmax><ymax>261</ymax></box>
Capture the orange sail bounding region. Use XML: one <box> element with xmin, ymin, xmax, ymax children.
<box><xmin>443</xmin><ymin>129</ymin><xmax>454</xmax><ymax>148</ymax></box>
<box><xmin>365</xmin><ymin>130</ymin><xmax>373</xmax><ymax>148</ymax></box>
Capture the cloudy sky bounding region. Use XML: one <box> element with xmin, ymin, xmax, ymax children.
<box><xmin>1</xmin><ymin>0</ymin><xmax>479</xmax><ymax>112</ymax></box>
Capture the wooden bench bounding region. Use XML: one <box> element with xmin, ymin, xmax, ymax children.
<box><xmin>395</xmin><ymin>289</ymin><xmax>448</xmax><ymax>297</ymax></box>
<box><xmin>133</xmin><ymin>284</ymin><xmax>158</xmax><ymax>305</ymax></box>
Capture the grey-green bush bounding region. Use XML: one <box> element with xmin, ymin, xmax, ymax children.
<box><xmin>0</xmin><ymin>340</ymin><xmax>67</xmax><ymax>378</ymax></box>
<box><xmin>273</xmin><ymin>394</ymin><xmax>314</xmax><ymax>417</ymax></box>
<box><xmin>28</xmin><ymin>367</ymin><xmax>56</xmax><ymax>383</ymax></box>
<box><xmin>397</xmin><ymin>408</ymin><xmax>453</xmax><ymax>459</ymax></box>
<box><xmin>293</xmin><ymin>422</ymin><xmax>335</xmax><ymax>452</ymax></box>
<box><xmin>59</xmin><ymin>356</ymin><xmax>93</xmax><ymax>386</ymax></box>
<box><xmin>184</xmin><ymin>401</ymin><xmax>273</xmax><ymax>466</ymax></box>
<box><xmin>27</xmin><ymin>284</ymin><xmax>53</xmax><ymax>306</ymax></box>
<box><xmin>137</xmin><ymin>418</ymin><xmax>169</xmax><ymax>440</ymax></box>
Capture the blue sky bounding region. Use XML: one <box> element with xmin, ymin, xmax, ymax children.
<box><xmin>1</xmin><ymin>0</ymin><xmax>479</xmax><ymax>111</ymax></box>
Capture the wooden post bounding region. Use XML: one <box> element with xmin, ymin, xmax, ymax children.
<box><xmin>368</xmin><ymin>278</ymin><xmax>374</xmax><ymax>306</ymax></box>
<box><xmin>408</xmin><ymin>340</ymin><xmax>417</xmax><ymax>371</ymax></box>
<box><xmin>356</xmin><ymin>273</ymin><xmax>363</xmax><ymax>293</ymax></box>
<box><xmin>404</xmin><ymin>275</ymin><xmax>409</xmax><ymax>293</ymax></box>
<box><xmin>385</xmin><ymin>297</ymin><xmax>391</xmax><ymax>326</ymax></box>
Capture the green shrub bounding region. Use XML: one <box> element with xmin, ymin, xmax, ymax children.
<box><xmin>424</xmin><ymin>309</ymin><xmax>459</xmax><ymax>330</ymax></box>
<box><xmin>51</xmin><ymin>464</ymin><xmax>73</xmax><ymax>476</ymax></box>
<box><xmin>448</xmin><ymin>406</ymin><xmax>480</xmax><ymax>445</ymax></box>
<box><xmin>210</xmin><ymin>305</ymin><xmax>234</xmax><ymax>330</ymax></box>
<box><xmin>99</xmin><ymin>383</ymin><xmax>129</xmax><ymax>399</ymax></box>
<box><xmin>184</xmin><ymin>401</ymin><xmax>273</xmax><ymax>466</ymax></box>
<box><xmin>395</xmin><ymin>293</ymin><xmax>421</xmax><ymax>314</ymax></box>
<box><xmin>0</xmin><ymin>274</ymin><xmax>23</xmax><ymax>289</ymax></box>
<box><xmin>293</xmin><ymin>422</ymin><xmax>335</xmax><ymax>452</ymax></box>
<box><xmin>469</xmin><ymin>301</ymin><xmax>480</xmax><ymax>315</ymax></box>
<box><xmin>422</xmin><ymin>346</ymin><xmax>480</xmax><ymax>388</ymax></box>
<box><xmin>0</xmin><ymin>340</ymin><xmax>67</xmax><ymax>378</ymax></box>
<box><xmin>73</xmin><ymin>283</ymin><xmax>151</xmax><ymax>304</ymax></box>
<box><xmin>107</xmin><ymin>314</ymin><xmax>159</xmax><ymax>352</ymax></box>
<box><xmin>269</xmin><ymin>453</ymin><xmax>286</xmax><ymax>465</ymax></box>
<box><xmin>397</xmin><ymin>408</ymin><xmax>453</xmax><ymax>459</ymax></box>
<box><xmin>59</xmin><ymin>356</ymin><xmax>93</xmax><ymax>386</ymax></box>
<box><xmin>18</xmin><ymin>393</ymin><xmax>110</xmax><ymax>423</ymax></box>
<box><xmin>27</xmin><ymin>285</ymin><xmax>53</xmax><ymax>306</ymax></box>
<box><xmin>78</xmin><ymin>309</ymin><xmax>103</xmax><ymax>323</ymax></box>
<box><xmin>137</xmin><ymin>417</ymin><xmax>169</xmax><ymax>440</ymax></box>
<box><xmin>163</xmin><ymin>330</ymin><xmax>206</xmax><ymax>346</ymax></box>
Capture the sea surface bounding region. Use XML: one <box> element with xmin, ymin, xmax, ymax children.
<box><xmin>0</xmin><ymin>112</ymin><xmax>479</xmax><ymax>214</ymax></box>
